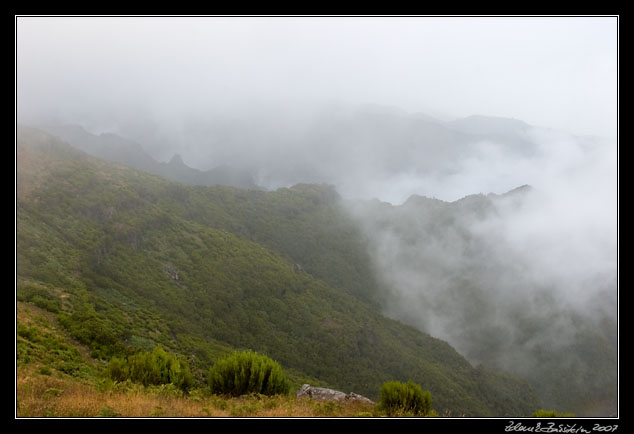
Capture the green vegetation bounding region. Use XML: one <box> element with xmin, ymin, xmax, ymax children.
<box><xmin>17</xmin><ymin>283</ymin><xmax>62</xmax><ymax>313</ymax></box>
<box><xmin>16</xmin><ymin>125</ymin><xmax>543</xmax><ymax>416</ymax></box>
<box><xmin>378</xmin><ymin>381</ymin><xmax>434</xmax><ymax>417</ymax></box>
<box><xmin>108</xmin><ymin>346</ymin><xmax>194</xmax><ymax>391</ymax></box>
<box><xmin>207</xmin><ymin>350</ymin><xmax>290</xmax><ymax>397</ymax></box>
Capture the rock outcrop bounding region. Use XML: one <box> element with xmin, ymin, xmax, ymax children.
<box><xmin>296</xmin><ymin>384</ymin><xmax>375</xmax><ymax>405</ymax></box>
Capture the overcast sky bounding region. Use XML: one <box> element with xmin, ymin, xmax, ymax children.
<box><xmin>16</xmin><ymin>15</ymin><xmax>618</xmax><ymax>139</ymax></box>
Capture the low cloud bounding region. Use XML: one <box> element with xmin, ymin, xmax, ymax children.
<box><xmin>343</xmin><ymin>123</ymin><xmax>617</xmax><ymax>413</ymax></box>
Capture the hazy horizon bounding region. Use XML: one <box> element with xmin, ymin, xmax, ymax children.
<box><xmin>17</xmin><ymin>16</ymin><xmax>617</xmax><ymax>137</ymax></box>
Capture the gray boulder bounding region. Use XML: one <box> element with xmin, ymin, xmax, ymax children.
<box><xmin>296</xmin><ymin>384</ymin><xmax>374</xmax><ymax>405</ymax></box>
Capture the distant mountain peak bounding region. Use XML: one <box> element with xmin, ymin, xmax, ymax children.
<box><xmin>169</xmin><ymin>154</ymin><xmax>185</xmax><ymax>166</ymax></box>
<box><xmin>502</xmin><ymin>184</ymin><xmax>532</xmax><ymax>195</ymax></box>
<box><xmin>448</xmin><ymin>114</ymin><xmax>531</xmax><ymax>134</ymax></box>
<box><xmin>403</xmin><ymin>194</ymin><xmax>447</xmax><ymax>207</ymax></box>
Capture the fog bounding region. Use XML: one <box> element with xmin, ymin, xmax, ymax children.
<box><xmin>16</xmin><ymin>15</ymin><xmax>617</xmax><ymax>196</ymax></box>
<box><xmin>16</xmin><ymin>15</ymin><xmax>618</xmax><ymax>414</ymax></box>
<box><xmin>346</xmin><ymin>125</ymin><xmax>617</xmax><ymax>348</ymax></box>
<box><xmin>337</xmin><ymin>115</ymin><xmax>617</xmax><ymax>413</ymax></box>
<box><xmin>16</xmin><ymin>15</ymin><xmax>618</xmax><ymax>202</ymax></box>
<box><xmin>17</xmin><ymin>16</ymin><xmax>616</xmax><ymax>139</ymax></box>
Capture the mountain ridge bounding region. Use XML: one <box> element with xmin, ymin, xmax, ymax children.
<box><xmin>34</xmin><ymin>123</ymin><xmax>258</xmax><ymax>190</ymax></box>
<box><xmin>43</xmin><ymin>105</ymin><xmax>542</xmax><ymax>200</ymax></box>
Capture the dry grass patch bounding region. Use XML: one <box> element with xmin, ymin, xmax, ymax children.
<box><xmin>17</xmin><ymin>372</ymin><xmax>225</xmax><ymax>417</ymax></box>
<box><xmin>16</xmin><ymin>369</ymin><xmax>378</xmax><ymax>418</ymax></box>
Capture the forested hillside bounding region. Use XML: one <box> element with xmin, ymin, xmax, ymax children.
<box><xmin>16</xmin><ymin>125</ymin><xmax>540</xmax><ymax>416</ymax></box>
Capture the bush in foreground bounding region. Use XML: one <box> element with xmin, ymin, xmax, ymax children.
<box><xmin>378</xmin><ymin>380</ymin><xmax>434</xmax><ymax>417</ymax></box>
<box><xmin>107</xmin><ymin>346</ymin><xmax>194</xmax><ymax>391</ymax></box>
<box><xmin>207</xmin><ymin>350</ymin><xmax>290</xmax><ymax>397</ymax></box>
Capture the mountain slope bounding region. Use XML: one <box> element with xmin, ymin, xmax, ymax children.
<box><xmin>36</xmin><ymin>123</ymin><xmax>257</xmax><ymax>189</ymax></box>
<box><xmin>446</xmin><ymin>115</ymin><xmax>536</xmax><ymax>156</ymax></box>
<box><xmin>16</xmin><ymin>125</ymin><xmax>539</xmax><ymax>416</ymax></box>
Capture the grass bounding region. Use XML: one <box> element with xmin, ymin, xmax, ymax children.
<box><xmin>16</xmin><ymin>366</ymin><xmax>378</xmax><ymax>418</ymax></box>
<box><xmin>17</xmin><ymin>370</ymin><xmax>208</xmax><ymax>417</ymax></box>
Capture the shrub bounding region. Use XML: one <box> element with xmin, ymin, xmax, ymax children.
<box><xmin>57</xmin><ymin>308</ymin><xmax>128</xmax><ymax>359</ymax></box>
<box><xmin>107</xmin><ymin>356</ymin><xmax>130</xmax><ymax>382</ymax></box>
<box><xmin>207</xmin><ymin>350</ymin><xmax>290</xmax><ymax>397</ymax></box>
<box><xmin>107</xmin><ymin>346</ymin><xmax>194</xmax><ymax>391</ymax></box>
<box><xmin>378</xmin><ymin>380</ymin><xmax>433</xmax><ymax>417</ymax></box>
<box><xmin>17</xmin><ymin>284</ymin><xmax>61</xmax><ymax>313</ymax></box>
<box><xmin>17</xmin><ymin>324</ymin><xmax>40</xmax><ymax>342</ymax></box>
<box><xmin>55</xmin><ymin>361</ymin><xmax>82</xmax><ymax>376</ymax></box>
